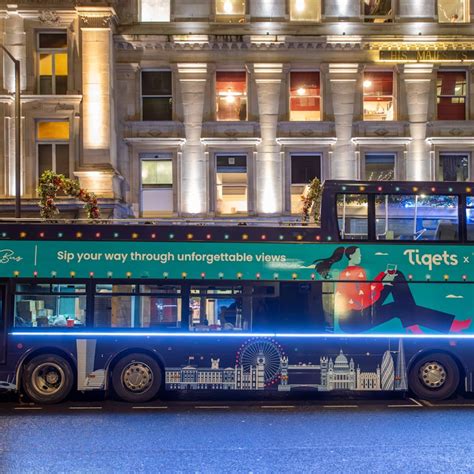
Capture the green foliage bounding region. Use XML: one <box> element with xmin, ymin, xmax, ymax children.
<box><xmin>38</xmin><ymin>170</ymin><xmax>100</xmax><ymax>220</ymax></box>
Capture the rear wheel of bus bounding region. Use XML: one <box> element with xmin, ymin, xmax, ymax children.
<box><xmin>22</xmin><ymin>354</ymin><xmax>74</xmax><ymax>404</ymax></box>
<box><xmin>111</xmin><ymin>353</ymin><xmax>162</xmax><ymax>403</ymax></box>
<box><xmin>408</xmin><ymin>352</ymin><xmax>460</xmax><ymax>400</ymax></box>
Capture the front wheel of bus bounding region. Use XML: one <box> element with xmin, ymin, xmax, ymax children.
<box><xmin>111</xmin><ymin>353</ymin><xmax>162</xmax><ymax>403</ymax></box>
<box><xmin>22</xmin><ymin>354</ymin><xmax>74</xmax><ymax>404</ymax></box>
<box><xmin>408</xmin><ymin>353</ymin><xmax>460</xmax><ymax>401</ymax></box>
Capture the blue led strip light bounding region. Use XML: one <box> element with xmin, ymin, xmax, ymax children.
<box><xmin>9</xmin><ymin>331</ymin><xmax>474</xmax><ymax>339</ymax></box>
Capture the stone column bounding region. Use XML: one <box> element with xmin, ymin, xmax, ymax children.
<box><xmin>177</xmin><ymin>63</ymin><xmax>208</xmax><ymax>215</ymax></box>
<box><xmin>252</xmin><ymin>63</ymin><xmax>284</xmax><ymax>215</ymax></box>
<box><xmin>401</xmin><ymin>64</ymin><xmax>434</xmax><ymax>181</ymax></box>
<box><xmin>328</xmin><ymin>64</ymin><xmax>359</xmax><ymax>180</ymax></box>
<box><xmin>77</xmin><ymin>8</ymin><xmax>120</xmax><ymax>198</ymax></box>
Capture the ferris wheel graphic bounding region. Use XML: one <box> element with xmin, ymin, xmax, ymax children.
<box><xmin>236</xmin><ymin>339</ymin><xmax>285</xmax><ymax>386</ymax></box>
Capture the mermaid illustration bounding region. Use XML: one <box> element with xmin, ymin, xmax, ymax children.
<box><xmin>313</xmin><ymin>246</ymin><xmax>471</xmax><ymax>334</ymax></box>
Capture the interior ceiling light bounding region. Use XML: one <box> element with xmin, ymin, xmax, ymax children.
<box><xmin>363</xmin><ymin>79</ymin><xmax>372</xmax><ymax>88</ymax></box>
<box><xmin>224</xmin><ymin>0</ymin><xmax>234</xmax><ymax>14</ymax></box>
<box><xmin>295</xmin><ymin>0</ymin><xmax>306</xmax><ymax>13</ymax></box>
<box><xmin>297</xmin><ymin>87</ymin><xmax>306</xmax><ymax>96</ymax></box>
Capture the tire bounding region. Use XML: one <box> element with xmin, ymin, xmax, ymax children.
<box><xmin>111</xmin><ymin>353</ymin><xmax>162</xmax><ymax>403</ymax></box>
<box><xmin>22</xmin><ymin>354</ymin><xmax>74</xmax><ymax>404</ymax></box>
<box><xmin>408</xmin><ymin>352</ymin><xmax>460</xmax><ymax>401</ymax></box>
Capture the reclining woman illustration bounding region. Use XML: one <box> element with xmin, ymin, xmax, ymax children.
<box><xmin>313</xmin><ymin>246</ymin><xmax>471</xmax><ymax>334</ymax></box>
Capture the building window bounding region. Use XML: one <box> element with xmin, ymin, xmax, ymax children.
<box><xmin>216</xmin><ymin>155</ymin><xmax>247</xmax><ymax>215</ymax></box>
<box><xmin>289</xmin><ymin>0</ymin><xmax>321</xmax><ymax>21</ymax></box>
<box><xmin>37</xmin><ymin>121</ymin><xmax>70</xmax><ymax>179</ymax></box>
<box><xmin>290</xmin><ymin>154</ymin><xmax>321</xmax><ymax>214</ymax></box>
<box><xmin>38</xmin><ymin>32</ymin><xmax>67</xmax><ymax>95</ymax></box>
<box><xmin>216</xmin><ymin>72</ymin><xmax>247</xmax><ymax>121</ymax></box>
<box><xmin>289</xmin><ymin>72</ymin><xmax>321</xmax><ymax>121</ymax></box>
<box><xmin>141</xmin><ymin>71</ymin><xmax>173</xmax><ymax>121</ymax></box>
<box><xmin>363</xmin><ymin>72</ymin><xmax>394</xmax><ymax>121</ymax></box>
<box><xmin>140</xmin><ymin>154</ymin><xmax>174</xmax><ymax>217</ymax></box>
<box><xmin>364</xmin><ymin>153</ymin><xmax>395</xmax><ymax>180</ymax></box>
<box><xmin>437</xmin><ymin>71</ymin><xmax>466</xmax><ymax>120</ymax></box>
<box><xmin>363</xmin><ymin>0</ymin><xmax>393</xmax><ymax>22</ymax></box>
<box><xmin>438</xmin><ymin>153</ymin><xmax>469</xmax><ymax>181</ymax></box>
<box><xmin>438</xmin><ymin>0</ymin><xmax>468</xmax><ymax>22</ymax></box>
<box><xmin>215</xmin><ymin>0</ymin><xmax>246</xmax><ymax>22</ymax></box>
<box><xmin>140</xmin><ymin>0</ymin><xmax>171</xmax><ymax>21</ymax></box>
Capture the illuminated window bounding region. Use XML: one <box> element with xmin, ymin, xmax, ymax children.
<box><xmin>36</xmin><ymin>121</ymin><xmax>70</xmax><ymax>179</ymax></box>
<box><xmin>216</xmin><ymin>0</ymin><xmax>246</xmax><ymax>21</ymax></box>
<box><xmin>363</xmin><ymin>71</ymin><xmax>394</xmax><ymax>121</ymax></box>
<box><xmin>290</xmin><ymin>155</ymin><xmax>321</xmax><ymax>214</ymax></box>
<box><xmin>363</xmin><ymin>0</ymin><xmax>393</xmax><ymax>22</ymax></box>
<box><xmin>364</xmin><ymin>153</ymin><xmax>395</xmax><ymax>181</ymax></box>
<box><xmin>438</xmin><ymin>0</ymin><xmax>468</xmax><ymax>22</ymax></box>
<box><xmin>437</xmin><ymin>71</ymin><xmax>466</xmax><ymax>120</ymax></box>
<box><xmin>216</xmin><ymin>71</ymin><xmax>247</xmax><ymax>121</ymax></box>
<box><xmin>142</xmin><ymin>71</ymin><xmax>173</xmax><ymax>121</ymax></box>
<box><xmin>290</xmin><ymin>0</ymin><xmax>321</xmax><ymax>21</ymax></box>
<box><xmin>290</xmin><ymin>71</ymin><xmax>321</xmax><ymax>121</ymax></box>
<box><xmin>140</xmin><ymin>154</ymin><xmax>174</xmax><ymax>217</ymax></box>
<box><xmin>216</xmin><ymin>155</ymin><xmax>247</xmax><ymax>215</ymax></box>
<box><xmin>38</xmin><ymin>32</ymin><xmax>67</xmax><ymax>95</ymax></box>
<box><xmin>140</xmin><ymin>0</ymin><xmax>171</xmax><ymax>21</ymax></box>
<box><xmin>438</xmin><ymin>153</ymin><xmax>469</xmax><ymax>181</ymax></box>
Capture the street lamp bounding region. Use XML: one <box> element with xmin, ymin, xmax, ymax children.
<box><xmin>1</xmin><ymin>45</ymin><xmax>21</xmax><ymax>218</ymax></box>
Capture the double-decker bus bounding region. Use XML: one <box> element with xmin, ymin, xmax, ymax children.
<box><xmin>1</xmin><ymin>180</ymin><xmax>474</xmax><ymax>404</ymax></box>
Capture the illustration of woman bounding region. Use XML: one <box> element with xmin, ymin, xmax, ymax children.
<box><xmin>313</xmin><ymin>246</ymin><xmax>471</xmax><ymax>334</ymax></box>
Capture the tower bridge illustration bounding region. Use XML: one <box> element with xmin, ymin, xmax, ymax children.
<box><xmin>165</xmin><ymin>339</ymin><xmax>407</xmax><ymax>392</ymax></box>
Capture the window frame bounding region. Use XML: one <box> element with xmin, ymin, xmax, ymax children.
<box><xmin>362</xmin><ymin>70</ymin><xmax>395</xmax><ymax>121</ymax></box>
<box><xmin>215</xmin><ymin>0</ymin><xmax>247</xmax><ymax>22</ymax></box>
<box><xmin>215</xmin><ymin>70</ymin><xmax>248</xmax><ymax>122</ymax></box>
<box><xmin>288</xmin><ymin>70</ymin><xmax>322</xmax><ymax>122</ymax></box>
<box><xmin>437</xmin><ymin>152</ymin><xmax>471</xmax><ymax>182</ymax></box>
<box><xmin>289</xmin><ymin>153</ymin><xmax>322</xmax><ymax>215</ymax></box>
<box><xmin>36</xmin><ymin>119</ymin><xmax>71</xmax><ymax>182</ymax></box>
<box><xmin>140</xmin><ymin>69</ymin><xmax>173</xmax><ymax>121</ymax></box>
<box><xmin>289</xmin><ymin>0</ymin><xmax>322</xmax><ymax>22</ymax></box>
<box><xmin>37</xmin><ymin>30</ymin><xmax>68</xmax><ymax>95</ymax></box>
<box><xmin>363</xmin><ymin>152</ymin><xmax>397</xmax><ymax>181</ymax></box>
<box><xmin>437</xmin><ymin>0</ymin><xmax>470</xmax><ymax>23</ymax></box>
<box><xmin>140</xmin><ymin>0</ymin><xmax>172</xmax><ymax>22</ymax></box>
<box><xmin>436</xmin><ymin>70</ymin><xmax>468</xmax><ymax>121</ymax></box>
<box><xmin>361</xmin><ymin>0</ymin><xmax>394</xmax><ymax>22</ymax></box>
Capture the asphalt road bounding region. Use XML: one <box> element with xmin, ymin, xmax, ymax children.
<box><xmin>2</xmin><ymin>395</ymin><xmax>474</xmax><ymax>473</ymax></box>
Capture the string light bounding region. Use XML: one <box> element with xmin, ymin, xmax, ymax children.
<box><xmin>70</xmin><ymin>271</ymin><xmax>76</xmax><ymax>278</ymax></box>
<box><xmin>181</xmin><ymin>272</ymin><xmax>187</xmax><ymax>279</ymax></box>
<box><xmin>95</xmin><ymin>232</ymin><xmax>101</xmax><ymax>238</ymax></box>
<box><xmin>126</xmin><ymin>272</ymin><xmax>132</xmax><ymax>278</ymax></box>
<box><xmin>76</xmin><ymin>232</ymin><xmax>82</xmax><ymax>238</ymax></box>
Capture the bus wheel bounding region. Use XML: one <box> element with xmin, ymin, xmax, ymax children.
<box><xmin>408</xmin><ymin>353</ymin><xmax>460</xmax><ymax>401</ymax></box>
<box><xmin>23</xmin><ymin>354</ymin><xmax>74</xmax><ymax>404</ymax></box>
<box><xmin>111</xmin><ymin>353</ymin><xmax>162</xmax><ymax>403</ymax></box>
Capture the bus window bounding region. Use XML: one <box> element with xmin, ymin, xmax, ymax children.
<box><xmin>252</xmin><ymin>282</ymin><xmax>328</xmax><ymax>331</ymax></box>
<box><xmin>466</xmin><ymin>197</ymin><xmax>474</xmax><ymax>240</ymax></box>
<box><xmin>93</xmin><ymin>284</ymin><xmax>181</xmax><ymax>329</ymax></box>
<box><xmin>189</xmin><ymin>286</ymin><xmax>246</xmax><ymax>331</ymax></box>
<box><xmin>337</xmin><ymin>194</ymin><xmax>368</xmax><ymax>240</ymax></box>
<box><xmin>14</xmin><ymin>283</ymin><xmax>86</xmax><ymax>327</ymax></box>
<box><xmin>376</xmin><ymin>194</ymin><xmax>459</xmax><ymax>241</ymax></box>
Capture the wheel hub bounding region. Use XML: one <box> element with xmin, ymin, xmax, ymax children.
<box><xmin>32</xmin><ymin>363</ymin><xmax>65</xmax><ymax>395</ymax></box>
<box><xmin>419</xmin><ymin>361</ymin><xmax>447</xmax><ymax>389</ymax></box>
<box><xmin>122</xmin><ymin>362</ymin><xmax>153</xmax><ymax>393</ymax></box>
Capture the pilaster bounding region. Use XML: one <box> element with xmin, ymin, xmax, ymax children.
<box><xmin>177</xmin><ymin>63</ymin><xmax>208</xmax><ymax>215</ymax></box>
<box><xmin>251</xmin><ymin>63</ymin><xmax>284</xmax><ymax>215</ymax></box>
<box><xmin>328</xmin><ymin>63</ymin><xmax>359</xmax><ymax>180</ymax></box>
<box><xmin>401</xmin><ymin>63</ymin><xmax>434</xmax><ymax>180</ymax></box>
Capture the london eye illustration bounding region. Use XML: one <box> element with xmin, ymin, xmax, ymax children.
<box><xmin>236</xmin><ymin>339</ymin><xmax>284</xmax><ymax>385</ymax></box>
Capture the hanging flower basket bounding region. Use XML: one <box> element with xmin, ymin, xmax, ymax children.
<box><xmin>38</xmin><ymin>170</ymin><xmax>100</xmax><ymax>220</ymax></box>
<box><xmin>301</xmin><ymin>177</ymin><xmax>322</xmax><ymax>225</ymax></box>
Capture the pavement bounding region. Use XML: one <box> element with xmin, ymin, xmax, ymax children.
<box><xmin>1</xmin><ymin>393</ymin><xmax>474</xmax><ymax>473</ymax></box>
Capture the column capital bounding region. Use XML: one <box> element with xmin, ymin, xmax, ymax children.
<box><xmin>400</xmin><ymin>63</ymin><xmax>434</xmax><ymax>82</ymax></box>
<box><xmin>247</xmin><ymin>63</ymin><xmax>284</xmax><ymax>83</ymax></box>
<box><xmin>176</xmin><ymin>63</ymin><xmax>208</xmax><ymax>82</ymax></box>
<box><xmin>328</xmin><ymin>63</ymin><xmax>360</xmax><ymax>82</ymax></box>
<box><xmin>76</xmin><ymin>6</ymin><xmax>117</xmax><ymax>29</ymax></box>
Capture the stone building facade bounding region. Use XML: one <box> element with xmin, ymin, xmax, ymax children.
<box><xmin>1</xmin><ymin>0</ymin><xmax>474</xmax><ymax>219</ymax></box>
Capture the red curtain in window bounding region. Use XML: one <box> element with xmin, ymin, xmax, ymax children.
<box><xmin>437</xmin><ymin>72</ymin><xmax>466</xmax><ymax>120</ymax></box>
<box><xmin>216</xmin><ymin>71</ymin><xmax>247</xmax><ymax>94</ymax></box>
<box><xmin>364</xmin><ymin>72</ymin><xmax>393</xmax><ymax>96</ymax></box>
<box><xmin>290</xmin><ymin>72</ymin><xmax>320</xmax><ymax>112</ymax></box>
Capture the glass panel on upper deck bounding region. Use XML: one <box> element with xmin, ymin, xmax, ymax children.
<box><xmin>376</xmin><ymin>194</ymin><xmax>459</xmax><ymax>241</ymax></box>
<box><xmin>337</xmin><ymin>194</ymin><xmax>368</xmax><ymax>240</ymax></box>
<box><xmin>466</xmin><ymin>197</ymin><xmax>474</xmax><ymax>241</ymax></box>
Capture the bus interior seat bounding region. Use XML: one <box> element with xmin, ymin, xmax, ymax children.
<box><xmin>435</xmin><ymin>220</ymin><xmax>458</xmax><ymax>241</ymax></box>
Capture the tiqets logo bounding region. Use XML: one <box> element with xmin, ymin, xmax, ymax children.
<box><xmin>403</xmin><ymin>249</ymin><xmax>458</xmax><ymax>271</ymax></box>
<box><xmin>0</xmin><ymin>249</ymin><xmax>23</xmax><ymax>264</ymax></box>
